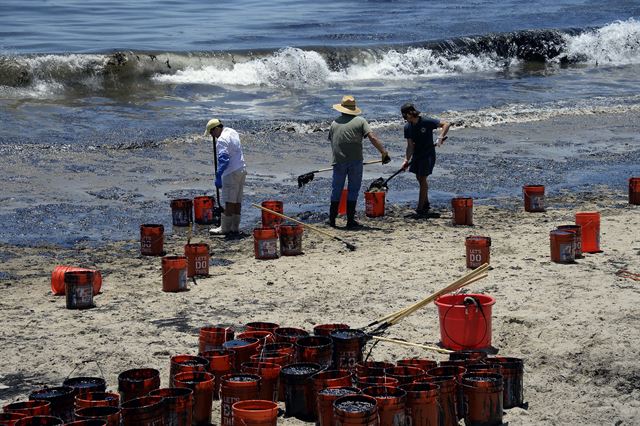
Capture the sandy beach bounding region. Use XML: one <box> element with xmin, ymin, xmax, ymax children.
<box><xmin>1</xmin><ymin>185</ymin><xmax>639</xmax><ymax>425</ymax></box>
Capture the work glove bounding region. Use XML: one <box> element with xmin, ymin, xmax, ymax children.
<box><xmin>215</xmin><ymin>173</ymin><xmax>222</xmax><ymax>189</ymax></box>
<box><xmin>381</xmin><ymin>151</ymin><xmax>391</xmax><ymax>165</ymax></box>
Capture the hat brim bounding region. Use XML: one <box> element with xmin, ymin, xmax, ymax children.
<box><xmin>333</xmin><ymin>104</ymin><xmax>362</xmax><ymax>116</ymax></box>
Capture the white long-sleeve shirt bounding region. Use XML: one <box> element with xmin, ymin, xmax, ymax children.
<box><xmin>217</xmin><ymin>127</ymin><xmax>246</xmax><ymax>176</ymax></box>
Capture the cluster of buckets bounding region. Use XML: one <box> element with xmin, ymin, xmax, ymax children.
<box><xmin>2</xmin><ymin>314</ymin><xmax>521</xmax><ymax>426</ymax></box>
<box><xmin>253</xmin><ymin>201</ymin><xmax>305</xmax><ymax>260</ymax></box>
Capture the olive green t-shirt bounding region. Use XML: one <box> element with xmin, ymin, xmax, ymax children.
<box><xmin>328</xmin><ymin>114</ymin><xmax>371</xmax><ymax>164</ymax></box>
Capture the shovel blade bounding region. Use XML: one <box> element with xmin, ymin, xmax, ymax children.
<box><xmin>368</xmin><ymin>177</ymin><xmax>385</xmax><ymax>192</ymax></box>
<box><xmin>298</xmin><ymin>172</ymin><xmax>315</xmax><ymax>188</ymax></box>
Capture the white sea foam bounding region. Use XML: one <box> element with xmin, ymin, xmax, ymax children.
<box><xmin>561</xmin><ymin>18</ymin><xmax>640</xmax><ymax>65</ymax></box>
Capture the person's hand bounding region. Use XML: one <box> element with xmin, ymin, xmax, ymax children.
<box><xmin>436</xmin><ymin>136</ymin><xmax>448</xmax><ymax>146</ymax></box>
<box><xmin>401</xmin><ymin>159</ymin><xmax>410</xmax><ymax>171</ymax></box>
<box><xmin>381</xmin><ymin>151</ymin><xmax>391</xmax><ymax>164</ymax></box>
<box><xmin>215</xmin><ymin>173</ymin><xmax>222</xmax><ymax>189</ymax></box>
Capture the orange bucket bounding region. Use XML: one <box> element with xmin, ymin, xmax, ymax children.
<box><xmin>14</xmin><ymin>417</ymin><xmax>63</xmax><ymax>425</ymax></box>
<box><xmin>51</xmin><ymin>266</ymin><xmax>101</xmax><ymax>296</ymax></box>
<box><xmin>253</xmin><ymin>227</ymin><xmax>279</xmax><ymax>260</ymax></box>
<box><xmin>333</xmin><ymin>395</ymin><xmax>379</xmax><ymax>426</ymax></box>
<box><xmin>465</xmin><ymin>236</ymin><xmax>491</xmax><ymax>269</ymax></box>
<box><xmin>240</xmin><ymin>362</ymin><xmax>282</xmax><ymax>402</ymax></box>
<box><xmin>170</xmin><ymin>198</ymin><xmax>193</xmax><ymax>227</ymax></box>
<box><xmin>148</xmin><ymin>388</ymin><xmax>193</xmax><ymax>426</ymax></box>
<box><xmin>169</xmin><ymin>354</ymin><xmax>209</xmax><ymax>387</ymax></box>
<box><xmin>313</xmin><ymin>323</ymin><xmax>349</xmax><ymax>337</ymax></box>
<box><xmin>117</xmin><ymin>368</ymin><xmax>160</xmax><ymax>404</ymax></box>
<box><xmin>316</xmin><ymin>387</ymin><xmax>361</xmax><ymax>426</ymax></box>
<box><xmin>396</xmin><ymin>358</ymin><xmax>437</xmax><ymax>373</ymax></box>
<box><xmin>232</xmin><ymin>400</ymin><xmax>278</xmax><ymax>426</ymax></box>
<box><xmin>219</xmin><ymin>374</ymin><xmax>262</xmax><ymax>426</ymax></box>
<box><xmin>261</xmin><ymin>200</ymin><xmax>284</xmax><ymax>229</ymax></box>
<box><xmin>556</xmin><ymin>224</ymin><xmax>583</xmax><ymax>258</ymax></box>
<box><xmin>523</xmin><ymin>185</ymin><xmax>546</xmax><ymax>212</ymax></box>
<box><xmin>223</xmin><ymin>338</ymin><xmax>261</xmax><ymax>371</ymax></box>
<box><xmin>338</xmin><ymin>189</ymin><xmax>348</xmax><ymax>216</ymax></box>
<box><xmin>74</xmin><ymin>392</ymin><xmax>119</xmax><ymax>410</ymax></box>
<box><xmin>237</xmin><ymin>330</ymin><xmax>275</xmax><ymax>347</ymax></box>
<box><xmin>451</xmin><ymin>197</ymin><xmax>473</xmax><ymax>226</ymax></box>
<box><xmin>199</xmin><ymin>349</ymin><xmax>235</xmax><ymax>401</ymax></box>
<box><xmin>139</xmin><ymin>224</ymin><xmax>164</xmax><ymax>256</ymax></box>
<box><xmin>550</xmin><ymin>230</ymin><xmax>575</xmax><ymax>263</ymax></box>
<box><xmin>416</xmin><ymin>376</ymin><xmax>458</xmax><ymax>426</ymax></box>
<box><xmin>64</xmin><ymin>271</ymin><xmax>95</xmax><ymax>310</ymax></box>
<box><xmin>74</xmin><ymin>406</ymin><xmax>120</xmax><ymax>426</ymax></box>
<box><xmin>630</xmin><ymin>177</ymin><xmax>640</xmax><ymax>205</ymax></box>
<box><xmin>279</xmin><ymin>224</ymin><xmax>304</xmax><ymax>256</ymax></box>
<box><xmin>361</xmin><ymin>386</ymin><xmax>406</xmax><ymax>426</ymax></box>
<box><xmin>364</xmin><ymin>191</ymin><xmax>385</xmax><ymax>218</ymax></box>
<box><xmin>575</xmin><ymin>211</ymin><xmax>601</xmax><ymax>253</ymax></box>
<box><xmin>435</xmin><ymin>294</ymin><xmax>495</xmax><ymax>350</ymax></box>
<box><xmin>120</xmin><ymin>396</ymin><xmax>164</xmax><ymax>426</ymax></box>
<box><xmin>383</xmin><ymin>366</ymin><xmax>425</xmax><ymax>385</ymax></box>
<box><xmin>184</xmin><ymin>243</ymin><xmax>210</xmax><ymax>277</ymax></box>
<box><xmin>355</xmin><ymin>361</ymin><xmax>395</xmax><ymax>379</ymax></box>
<box><xmin>245</xmin><ymin>322</ymin><xmax>280</xmax><ymax>333</ymax></box>
<box><xmin>356</xmin><ymin>376</ymin><xmax>399</xmax><ymax>388</ymax></box>
<box><xmin>173</xmin><ymin>372</ymin><xmax>215</xmax><ymax>426</ymax></box>
<box><xmin>399</xmin><ymin>383</ymin><xmax>439</xmax><ymax>426</ymax></box>
<box><xmin>296</xmin><ymin>336</ymin><xmax>334</xmax><ymax>369</ymax></box>
<box><xmin>198</xmin><ymin>325</ymin><xmax>234</xmax><ymax>353</ymax></box>
<box><xmin>461</xmin><ymin>372</ymin><xmax>503</xmax><ymax>426</ymax></box>
<box><xmin>193</xmin><ymin>196</ymin><xmax>216</xmax><ymax>225</ymax></box>
<box><xmin>0</xmin><ymin>413</ymin><xmax>27</xmax><ymax>425</ymax></box>
<box><xmin>3</xmin><ymin>401</ymin><xmax>51</xmax><ymax>417</ymax></box>
<box><xmin>161</xmin><ymin>255</ymin><xmax>188</xmax><ymax>292</ymax></box>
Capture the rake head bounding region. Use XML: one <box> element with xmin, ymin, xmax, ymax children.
<box><xmin>297</xmin><ymin>172</ymin><xmax>315</xmax><ymax>188</ymax></box>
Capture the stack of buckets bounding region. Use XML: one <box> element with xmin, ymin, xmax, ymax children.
<box><xmin>550</xmin><ymin>211</ymin><xmax>601</xmax><ymax>263</ymax></box>
<box><xmin>254</xmin><ymin>201</ymin><xmax>304</xmax><ymax>260</ymax></box>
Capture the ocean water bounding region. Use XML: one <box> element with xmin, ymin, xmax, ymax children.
<box><xmin>1</xmin><ymin>0</ymin><xmax>639</xmax><ymax>246</ymax></box>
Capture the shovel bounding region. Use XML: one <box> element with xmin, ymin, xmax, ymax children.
<box><xmin>368</xmin><ymin>164</ymin><xmax>409</xmax><ymax>192</ymax></box>
<box><xmin>298</xmin><ymin>159</ymin><xmax>384</xmax><ymax>188</ymax></box>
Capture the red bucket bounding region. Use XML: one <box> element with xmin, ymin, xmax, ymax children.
<box><xmin>170</xmin><ymin>198</ymin><xmax>193</xmax><ymax>227</ymax></box>
<box><xmin>361</xmin><ymin>386</ymin><xmax>406</xmax><ymax>426</ymax></box>
<box><xmin>13</xmin><ymin>417</ymin><xmax>63</xmax><ymax>426</ymax></box>
<box><xmin>245</xmin><ymin>322</ymin><xmax>280</xmax><ymax>333</ymax></box>
<box><xmin>355</xmin><ymin>361</ymin><xmax>395</xmax><ymax>379</ymax></box>
<box><xmin>435</xmin><ymin>294</ymin><xmax>495</xmax><ymax>350</ymax></box>
<box><xmin>232</xmin><ymin>400</ymin><xmax>278</xmax><ymax>426</ymax></box>
<box><xmin>169</xmin><ymin>354</ymin><xmax>209</xmax><ymax>387</ymax></box>
<box><xmin>219</xmin><ymin>374</ymin><xmax>262</xmax><ymax>426</ymax></box>
<box><xmin>316</xmin><ymin>387</ymin><xmax>361</xmax><ymax>426</ymax></box>
<box><xmin>240</xmin><ymin>362</ymin><xmax>281</xmax><ymax>402</ymax></box>
<box><xmin>184</xmin><ymin>243</ymin><xmax>210</xmax><ymax>277</ymax></box>
<box><xmin>330</xmin><ymin>329</ymin><xmax>367</xmax><ymax>372</ymax></box>
<box><xmin>237</xmin><ymin>330</ymin><xmax>275</xmax><ymax>347</ymax></box>
<box><xmin>74</xmin><ymin>392</ymin><xmax>119</xmax><ymax>410</ymax></box>
<box><xmin>557</xmin><ymin>224</ymin><xmax>583</xmax><ymax>258</ymax></box>
<box><xmin>120</xmin><ymin>396</ymin><xmax>164</xmax><ymax>426</ymax></box>
<box><xmin>261</xmin><ymin>200</ymin><xmax>284</xmax><ymax>229</ymax></box>
<box><xmin>396</xmin><ymin>358</ymin><xmax>437</xmax><ymax>373</ymax></box>
<box><xmin>140</xmin><ymin>224</ymin><xmax>164</xmax><ymax>256</ymax></box>
<box><xmin>295</xmin><ymin>336</ymin><xmax>334</xmax><ymax>369</ymax></box>
<box><xmin>279</xmin><ymin>224</ymin><xmax>304</xmax><ymax>256</ymax></box>
<box><xmin>161</xmin><ymin>255</ymin><xmax>188</xmax><ymax>292</ymax></box>
<box><xmin>222</xmin><ymin>338</ymin><xmax>261</xmax><ymax>371</ymax></box>
<box><xmin>117</xmin><ymin>368</ymin><xmax>160</xmax><ymax>404</ymax></box>
<box><xmin>629</xmin><ymin>177</ymin><xmax>640</xmax><ymax>205</ymax></box>
<box><xmin>74</xmin><ymin>406</ymin><xmax>120</xmax><ymax>426</ymax></box>
<box><xmin>364</xmin><ymin>191</ymin><xmax>385</xmax><ymax>218</ymax></box>
<box><xmin>193</xmin><ymin>196</ymin><xmax>216</xmax><ymax>225</ymax></box>
<box><xmin>313</xmin><ymin>323</ymin><xmax>350</xmax><ymax>337</ymax></box>
<box><xmin>0</xmin><ymin>412</ymin><xmax>27</xmax><ymax>425</ymax></box>
<box><xmin>333</xmin><ymin>394</ymin><xmax>379</xmax><ymax>426</ymax></box>
<box><xmin>148</xmin><ymin>388</ymin><xmax>193</xmax><ymax>426</ymax></box>
<box><xmin>253</xmin><ymin>227</ymin><xmax>279</xmax><ymax>260</ymax></box>
<box><xmin>338</xmin><ymin>189</ymin><xmax>348</xmax><ymax>216</ymax></box>
<box><xmin>399</xmin><ymin>383</ymin><xmax>439</xmax><ymax>426</ymax></box>
<box><xmin>64</xmin><ymin>271</ymin><xmax>95</xmax><ymax>310</ymax></box>
<box><xmin>173</xmin><ymin>372</ymin><xmax>215</xmax><ymax>426</ymax></box>
<box><xmin>198</xmin><ymin>325</ymin><xmax>234</xmax><ymax>353</ymax></box>
<box><xmin>51</xmin><ymin>266</ymin><xmax>102</xmax><ymax>296</ymax></box>
<box><xmin>461</xmin><ymin>372</ymin><xmax>503</xmax><ymax>426</ymax></box>
<box><xmin>199</xmin><ymin>349</ymin><xmax>235</xmax><ymax>401</ymax></box>
<box><xmin>3</xmin><ymin>401</ymin><xmax>51</xmax><ymax>417</ymax></box>
<box><xmin>451</xmin><ymin>197</ymin><xmax>473</xmax><ymax>226</ymax></box>
<box><xmin>523</xmin><ymin>185</ymin><xmax>545</xmax><ymax>212</ymax></box>
<box><xmin>575</xmin><ymin>211</ymin><xmax>601</xmax><ymax>253</ymax></box>
<box><xmin>550</xmin><ymin>230</ymin><xmax>575</xmax><ymax>263</ymax></box>
<box><xmin>465</xmin><ymin>236</ymin><xmax>491</xmax><ymax>269</ymax></box>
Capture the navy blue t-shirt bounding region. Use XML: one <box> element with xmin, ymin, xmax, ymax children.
<box><xmin>404</xmin><ymin>116</ymin><xmax>440</xmax><ymax>157</ymax></box>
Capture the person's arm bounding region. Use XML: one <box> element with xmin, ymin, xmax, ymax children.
<box><xmin>215</xmin><ymin>138</ymin><xmax>230</xmax><ymax>188</ymax></box>
<box><xmin>402</xmin><ymin>138</ymin><xmax>415</xmax><ymax>170</ymax></box>
<box><xmin>436</xmin><ymin>121</ymin><xmax>450</xmax><ymax>146</ymax></box>
<box><xmin>367</xmin><ymin>131</ymin><xmax>390</xmax><ymax>164</ymax></box>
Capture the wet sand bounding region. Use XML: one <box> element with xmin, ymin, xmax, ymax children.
<box><xmin>0</xmin><ymin>112</ymin><xmax>639</xmax><ymax>424</ymax></box>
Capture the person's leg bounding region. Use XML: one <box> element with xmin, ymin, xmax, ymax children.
<box><xmin>329</xmin><ymin>163</ymin><xmax>348</xmax><ymax>226</ymax></box>
<box><xmin>211</xmin><ymin>169</ymin><xmax>243</xmax><ymax>235</ymax></box>
<box><xmin>417</xmin><ymin>175</ymin><xmax>429</xmax><ymax>212</ymax></box>
<box><xmin>346</xmin><ymin>161</ymin><xmax>363</xmax><ymax>228</ymax></box>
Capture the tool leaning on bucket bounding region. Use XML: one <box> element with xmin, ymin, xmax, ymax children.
<box><xmin>251</xmin><ymin>203</ymin><xmax>357</xmax><ymax>251</ymax></box>
<box><xmin>297</xmin><ymin>159</ymin><xmax>383</xmax><ymax>188</ymax></box>
<box><xmin>365</xmin><ymin>263</ymin><xmax>490</xmax><ymax>336</ymax></box>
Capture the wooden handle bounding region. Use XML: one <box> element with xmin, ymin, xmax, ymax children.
<box><xmin>371</xmin><ymin>336</ymin><xmax>453</xmax><ymax>354</ymax></box>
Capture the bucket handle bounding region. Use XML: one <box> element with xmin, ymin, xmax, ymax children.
<box><xmin>441</xmin><ymin>296</ymin><xmax>489</xmax><ymax>349</ymax></box>
<box><xmin>65</xmin><ymin>359</ymin><xmax>106</xmax><ymax>381</ymax></box>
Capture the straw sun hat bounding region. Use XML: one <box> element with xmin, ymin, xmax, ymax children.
<box><xmin>333</xmin><ymin>95</ymin><xmax>362</xmax><ymax>116</ymax></box>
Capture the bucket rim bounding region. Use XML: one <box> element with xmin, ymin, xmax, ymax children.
<box><xmin>434</xmin><ymin>293</ymin><xmax>496</xmax><ymax>308</ymax></box>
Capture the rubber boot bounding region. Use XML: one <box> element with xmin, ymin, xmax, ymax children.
<box><xmin>327</xmin><ymin>201</ymin><xmax>339</xmax><ymax>227</ymax></box>
<box><xmin>210</xmin><ymin>214</ymin><xmax>232</xmax><ymax>235</ymax></box>
<box><xmin>231</xmin><ymin>214</ymin><xmax>241</xmax><ymax>234</ymax></box>
<box><xmin>346</xmin><ymin>201</ymin><xmax>362</xmax><ymax>229</ymax></box>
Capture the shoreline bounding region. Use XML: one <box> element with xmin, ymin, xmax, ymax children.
<box><xmin>1</xmin><ymin>188</ymin><xmax>639</xmax><ymax>424</ymax></box>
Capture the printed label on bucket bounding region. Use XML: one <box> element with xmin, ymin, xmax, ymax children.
<box><xmin>336</xmin><ymin>351</ymin><xmax>360</xmax><ymax>370</ymax></box>
<box><xmin>559</xmin><ymin>243</ymin><xmax>573</xmax><ymax>261</ymax></box>
<box><xmin>173</xmin><ymin>211</ymin><xmax>190</xmax><ymax>226</ymax></box>
<box><xmin>282</xmin><ymin>236</ymin><xmax>302</xmax><ymax>252</ymax></box>
<box><xmin>258</xmin><ymin>239</ymin><xmax>278</xmax><ymax>258</ymax></box>
<box><xmin>195</xmin><ymin>256</ymin><xmax>208</xmax><ymax>274</ymax></box>
<box><xmin>531</xmin><ymin>195</ymin><xmax>544</xmax><ymax>211</ymax></box>
<box><xmin>178</xmin><ymin>269</ymin><xmax>187</xmax><ymax>290</ymax></box>
<box><xmin>142</xmin><ymin>236</ymin><xmax>152</xmax><ymax>251</ymax></box>
<box><xmin>221</xmin><ymin>395</ymin><xmax>240</xmax><ymax>426</ymax></box>
<box><xmin>468</xmin><ymin>249</ymin><xmax>484</xmax><ymax>267</ymax></box>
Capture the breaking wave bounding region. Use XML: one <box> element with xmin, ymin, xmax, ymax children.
<box><xmin>1</xmin><ymin>19</ymin><xmax>639</xmax><ymax>95</ymax></box>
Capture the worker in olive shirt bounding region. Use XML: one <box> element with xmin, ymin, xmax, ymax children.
<box><xmin>328</xmin><ymin>95</ymin><xmax>390</xmax><ymax>228</ymax></box>
<box><xmin>400</xmin><ymin>103</ymin><xmax>450</xmax><ymax>218</ymax></box>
